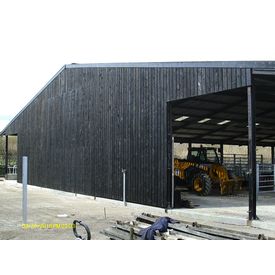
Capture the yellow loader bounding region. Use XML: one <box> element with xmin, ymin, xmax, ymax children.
<box><xmin>174</xmin><ymin>146</ymin><xmax>243</xmax><ymax>196</ymax></box>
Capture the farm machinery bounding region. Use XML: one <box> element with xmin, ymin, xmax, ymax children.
<box><xmin>174</xmin><ymin>146</ymin><xmax>243</xmax><ymax>196</ymax></box>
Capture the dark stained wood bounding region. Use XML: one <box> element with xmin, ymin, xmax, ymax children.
<box><xmin>1</xmin><ymin>63</ymin><xmax>257</xmax><ymax>208</ymax></box>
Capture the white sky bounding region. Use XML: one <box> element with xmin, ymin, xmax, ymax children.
<box><xmin>1</xmin><ymin>0</ymin><xmax>275</xmax><ymax>131</ymax></box>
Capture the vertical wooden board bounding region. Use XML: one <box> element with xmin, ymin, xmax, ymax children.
<box><xmin>187</xmin><ymin>67</ymin><xmax>192</xmax><ymax>97</ymax></box>
<box><xmin>129</xmin><ymin>68</ymin><xmax>135</xmax><ymax>202</ymax></box>
<box><xmin>119</xmin><ymin>67</ymin><xmax>124</xmax><ymax>200</ymax></box>
<box><xmin>177</xmin><ymin>69</ymin><xmax>181</xmax><ymax>100</ymax></box>
<box><xmin>89</xmin><ymin>69</ymin><xmax>95</xmax><ymax>196</ymax></box>
<box><xmin>213</xmin><ymin>68</ymin><xmax>219</xmax><ymax>92</ymax></box>
<box><xmin>202</xmin><ymin>67</ymin><xmax>206</xmax><ymax>95</ymax></box>
<box><xmin>205</xmin><ymin>68</ymin><xmax>210</xmax><ymax>95</ymax></box>
<box><xmin>152</xmin><ymin>68</ymin><xmax>159</xmax><ymax>205</ymax></box>
<box><xmin>122</xmin><ymin>68</ymin><xmax>127</xmax><ymax>200</ymax></box>
<box><xmin>158</xmin><ymin>67</ymin><xmax>167</xmax><ymax>206</ymax></box>
<box><xmin>94</xmin><ymin>68</ymin><xmax>100</xmax><ymax>197</ymax></box>
<box><xmin>128</xmin><ymin>68</ymin><xmax>134</xmax><ymax>202</ymax></box>
<box><xmin>194</xmin><ymin>68</ymin><xmax>199</xmax><ymax>95</ymax></box>
<box><xmin>111</xmin><ymin>68</ymin><xmax>118</xmax><ymax>199</ymax></box>
<box><xmin>227</xmin><ymin>68</ymin><xmax>232</xmax><ymax>90</ymax></box>
<box><xmin>241</xmin><ymin>68</ymin><xmax>247</xmax><ymax>87</ymax></box>
<box><xmin>162</xmin><ymin>68</ymin><xmax>172</xmax><ymax>207</ymax></box>
<box><xmin>137</xmin><ymin>68</ymin><xmax>142</xmax><ymax>203</ymax></box>
<box><xmin>211</xmin><ymin>68</ymin><xmax>216</xmax><ymax>92</ymax></box>
<box><xmin>139</xmin><ymin>68</ymin><xmax>145</xmax><ymax>204</ymax></box>
<box><xmin>129</xmin><ymin>68</ymin><xmax>133</xmax><ymax>201</ymax></box>
<box><xmin>231</xmin><ymin>68</ymin><xmax>237</xmax><ymax>89</ymax></box>
<box><xmin>147</xmin><ymin>68</ymin><xmax>153</xmax><ymax>205</ymax></box>
<box><xmin>246</xmin><ymin>68</ymin><xmax>252</xmax><ymax>86</ymax></box>
<box><xmin>219</xmin><ymin>68</ymin><xmax>224</xmax><ymax>91</ymax></box>
<box><xmin>184</xmin><ymin>68</ymin><xmax>189</xmax><ymax>97</ymax></box>
<box><xmin>190</xmin><ymin>67</ymin><xmax>195</xmax><ymax>97</ymax></box>
<box><xmin>144</xmin><ymin>68</ymin><xmax>150</xmax><ymax>203</ymax></box>
<box><xmin>111</xmin><ymin>68</ymin><xmax>116</xmax><ymax>199</ymax></box>
<box><xmin>222</xmin><ymin>68</ymin><xmax>228</xmax><ymax>90</ymax></box>
<box><xmin>132</xmin><ymin>67</ymin><xmax>139</xmax><ymax>202</ymax></box>
<box><xmin>236</xmin><ymin>68</ymin><xmax>242</xmax><ymax>87</ymax></box>
<box><xmin>106</xmin><ymin>68</ymin><xmax>111</xmax><ymax>198</ymax></box>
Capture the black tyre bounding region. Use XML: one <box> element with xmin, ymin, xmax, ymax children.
<box><xmin>192</xmin><ymin>172</ymin><xmax>212</xmax><ymax>196</ymax></box>
<box><xmin>73</xmin><ymin>220</ymin><xmax>91</xmax><ymax>240</ymax></box>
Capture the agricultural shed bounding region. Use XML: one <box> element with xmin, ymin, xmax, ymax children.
<box><xmin>2</xmin><ymin>61</ymin><xmax>275</xmax><ymax>220</ymax></box>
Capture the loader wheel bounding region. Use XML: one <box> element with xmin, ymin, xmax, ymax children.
<box><xmin>192</xmin><ymin>173</ymin><xmax>212</xmax><ymax>196</ymax></box>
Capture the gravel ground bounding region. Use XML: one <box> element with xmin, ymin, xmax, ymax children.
<box><xmin>1</xmin><ymin>179</ymin><xmax>275</xmax><ymax>240</ymax></box>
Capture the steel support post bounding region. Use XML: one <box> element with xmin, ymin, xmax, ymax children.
<box><xmin>22</xmin><ymin>156</ymin><xmax>28</xmax><ymax>224</ymax></box>
<box><xmin>247</xmin><ymin>86</ymin><xmax>257</xmax><ymax>220</ymax></box>
<box><xmin>5</xmin><ymin>135</ymin><xmax>8</xmax><ymax>174</ymax></box>
<box><xmin>256</xmin><ymin>163</ymin><xmax>259</xmax><ymax>200</ymax></box>
<box><xmin>220</xmin><ymin>144</ymin><xmax>224</xmax><ymax>164</ymax></box>
<box><xmin>166</xmin><ymin>103</ymin><xmax>173</xmax><ymax>209</ymax></box>
<box><xmin>171</xmin><ymin>137</ymin><xmax>175</xmax><ymax>208</ymax></box>
<box><xmin>271</xmin><ymin>147</ymin><xmax>275</xmax><ymax>191</ymax></box>
<box><xmin>122</xmin><ymin>169</ymin><xmax>126</xmax><ymax>206</ymax></box>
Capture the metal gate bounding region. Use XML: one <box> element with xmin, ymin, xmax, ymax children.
<box><xmin>256</xmin><ymin>164</ymin><xmax>275</xmax><ymax>196</ymax></box>
<box><xmin>223</xmin><ymin>153</ymin><xmax>265</xmax><ymax>180</ymax></box>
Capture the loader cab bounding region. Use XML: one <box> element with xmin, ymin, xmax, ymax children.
<box><xmin>187</xmin><ymin>147</ymin><xmax>220</xmax><ymax>164</ymax></box>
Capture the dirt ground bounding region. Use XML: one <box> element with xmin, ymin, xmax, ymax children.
<box><xmin>1</xmin><ymin>179</ymin><xmax>275</xmax><ymax>240</ymax></box>
<box><xmin>0</xmin><ymin>179</ymin><xmax>165</xmax><ymax>240</ymax></box>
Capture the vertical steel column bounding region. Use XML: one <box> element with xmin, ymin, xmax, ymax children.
<box><xmin>166</xmin><ymin>103</ymin><xmax>173</xmax><ymax>208</ymax></box>
<box><xmin>247</xmin><ymin>86</ymin><xmax>257</xmax><ymax>220</ymax></box>
<box><xmin>122</xmin><ymin>169</ymin><xmax>126</xmax><ymax>206</ymax></box>
<box><xmin>22</xmin><ymin>156</ymin><xmax>28</xmax><ymax>224</ymax></box>
<box><xmin>171</xmin><ymin>137</ymin><xmax>175</xmax><ymax>208</ymax></box>
<box><xmin>256</xmin><ymin>163</ymin><xmax>259</xmax><ymax>200</ymax></box>
<box><xmin>5</xmin><ymin>135</ymin><xmax>8</xmax><ymax>174</ymax></box>
<box><xmin>271</xmin><ymin>147</ymin><xmax>275</xmax><ymax>191</ymax></box>
<box><xmin>220</xmin><ymin>144</ymin><xmax>224</xmax><ymax>164</ymax></box>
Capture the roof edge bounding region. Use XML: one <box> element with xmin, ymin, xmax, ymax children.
<box><xmin>0</xmin><ymin>65</ymin><xmax>67</xmax><ymax>135</ymax></box>
<box><xmin>66</xmin><ymin>60</ymin><xmax>275</xmax><ymax>69</ymax></box>
<box><xmin>2</xmin><ymin>60</ymin><xmax>275</xmax><ymax>135</ymax></box>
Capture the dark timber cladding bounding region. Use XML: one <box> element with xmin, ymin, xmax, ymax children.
<box><xmin>2</xmin><ymin>61</ymin><xmax>273</xmax><ymax>208</ymax></box>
